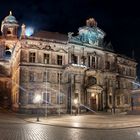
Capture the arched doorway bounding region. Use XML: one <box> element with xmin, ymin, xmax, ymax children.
<box><xmin>87</xmin><ymin>85</ymin><xmax>103</xmax><ymax>111</ymax></box>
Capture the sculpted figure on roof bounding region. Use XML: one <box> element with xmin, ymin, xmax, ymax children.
<box><xmin>68</xmin><ymin>18</ymin><xmax>105</xmax><ymax>47</ymax></box>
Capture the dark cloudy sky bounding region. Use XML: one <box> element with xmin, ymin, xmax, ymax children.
<box><xmin>0</xmin><ymin>0</ymin><xmax>140</xmax><ymax>72</ymax></box>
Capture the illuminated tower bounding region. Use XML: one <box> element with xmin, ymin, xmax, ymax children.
<box><xmin>1</xmin><ymin>11</ymin><xmax>19</xmax><ymax>39</ymax></box>
<box><xmin>0</xmin><ymin>11</ymin><xmax>19</xmax><ymax>58</ymax></box>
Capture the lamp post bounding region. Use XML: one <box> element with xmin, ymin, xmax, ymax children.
<box><xmin>74</xmin><ymin>98</ymin><xmax>78</xmax><ymax>115</ymax></box>
<box><xmin>34</xmin><ymin>94</ymin><xmax>42</xmax><ymax>121</ymax></box>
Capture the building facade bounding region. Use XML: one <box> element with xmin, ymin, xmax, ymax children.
<box><xmin>0</xmin><ymin>12</ymin><xmax>137</xmax><ymax>114</ymax></box>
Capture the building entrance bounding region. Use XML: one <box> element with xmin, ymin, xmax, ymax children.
<box><xmin>90</xmin><ymin>96</ymin><xmax>97</xmax><ymax>111</ymax></box>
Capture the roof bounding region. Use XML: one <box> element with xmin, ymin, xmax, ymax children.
<box><xmin>33</xmin><ymin>30</ymin><xmax>68</xmax><ymax>41</ymax></box>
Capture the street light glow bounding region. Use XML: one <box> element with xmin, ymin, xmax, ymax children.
<box><xmin>74</xmin><ymin>98</ymin><xmax>78</xmax><ymax>105</ymax></box>
<box><xmin>34</xmin><ymin>94</ymin><xmax>41</xmax><ymax>103</ymax></box>
<box><xmin>91</xmin><ymin>93</ymin><xmax>95</xmax><ymax>97</ymax></box>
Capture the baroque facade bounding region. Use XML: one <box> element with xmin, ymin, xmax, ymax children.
<box><xmin>0</xmin><ymin>12</ymin><xmax>137</xmax><ymax>114</ymax></box>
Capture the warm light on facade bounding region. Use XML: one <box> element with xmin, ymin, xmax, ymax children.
<box><xmin>74</xmin><ymin>98</ymin><xmax>78</xmax><ymax>105</ymax></box>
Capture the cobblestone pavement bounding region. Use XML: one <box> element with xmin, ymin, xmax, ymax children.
<box><xmin>1</xmin><ymin>122</ymin><xmax>140</xmax><ymax>140</ymax></box>
<box><xmin>1</xmin><ymin>109</ymin><xmax>140</xmax><ymax>140</ymax></box>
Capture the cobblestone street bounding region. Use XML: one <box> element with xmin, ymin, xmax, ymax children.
<box><xmin>1</xmin><ymin>122</ymin><xmax>140</xmax><ymax>140</ymax></box>
<box><xmin>1</xmin><ymin>109</ymin><xmax>140</xmax><ymax>140</ymax></box>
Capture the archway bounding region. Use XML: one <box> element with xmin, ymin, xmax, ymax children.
<box><xmin>86</xmin><ymin>84</ymin><xmax>103</xmax><ymax>111</ymax></box>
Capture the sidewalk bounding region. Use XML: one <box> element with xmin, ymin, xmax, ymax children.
<box><xmin>22</xmin><ymin>113</ymin><xmax>140</xmax><ymax>129</ymax></box>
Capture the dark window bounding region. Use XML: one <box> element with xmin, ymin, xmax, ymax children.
<box><xmin>109</xmin><ymin>95</ymin><xmax>112</xmax><ymax>104</ymax></box>
<box><xmin>28</xmin><ymin>93</ymin><xmax>34</xmax><ymax>104</ymax></box>
<box><xmin>71</xmin><ymin>54</ymin><xmax>78</xmax><ymax>64</ymax></box>
<box><xmin>91</xmin><ymin>56</ymin><xmax>95</xmax><ymax>68</ymax></box>
<box><xmin>57</xmin><ymin>55</ymin><xmax>62</xmax><ymax>65</ymax></box>
<box><xmin>29</xmin><ymin>52</ymin><xmax>36</xmax><ymax>63</ymax></box>
<box><xmin>88</xmin><ymin>56</ymin><xmax>90</xmax><ymax>67</ymax></box>
<box><xmin>105</xmin><ymin>61</ymin><xmax>110</xmax><ymax>69</ymax></box>
<box><xmin>43</xmin><ymin>93</ymin><xmax>50</xmax><ymax>104</ymax></box>
<box><xmin>57</xmin><ymin>73</ymin><xmax>62</xmax><ymax>83</ymax></box>
<box><xmin>57</xmin><ymin>94</ymin><xmax>63</xmax><ymax>104</ymax></box>
<box><xmin>29</xmin><ymin>72</ymin><xmax>35</xmax><ymax>82</ymax></box>
<box><xmin>43</xmin><ymin>71</ymin><xmax>49</xmax><ymax>82</ymax></box>
<box><xmin>117</xmin><ymin>96</ymin><xmax>120</xmax><ymax>105</ymax></box>
<box><xmin>7</xmin><ymin>30</ymin><xmax>11</xmax><ymax>34</ymax></box>
<box><xmin>44</xmin><ymin>54</ymin><xmax>49</xmax><ymax>64</ymax></box>
<box><xmin>87</xmin><ymin>76</ymin><xmax>97</xmax><ymax>86</ymax></box>
<box><xmin>124</xmin><ymin>95</ymin><xmax>129</xmax><ymax>104</ymax></box>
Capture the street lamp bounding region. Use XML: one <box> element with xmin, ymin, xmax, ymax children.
<box><xmin>34</xmin><ymin>94</ymin><xmax>42</xmax><ymax>121</ymax></box>
<box><xmin>74</xmin><ymin>98</ymin><xmax>78</xmax><ymax>115</ymax></box>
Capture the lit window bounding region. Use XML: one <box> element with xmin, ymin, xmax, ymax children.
<box><xmin>44</xmin><ymin>54</ymin><xmax>49</xmax><ymax>64</ymax></box>
<box><xmin>57</xmin><ymin>55</ymin><xmax>62</xmax><ymax>65</ymax></box>
<box><xmin>29</xmin><ymin>52</ymin><xmax>36</xmax><ymax>63</ymax></box>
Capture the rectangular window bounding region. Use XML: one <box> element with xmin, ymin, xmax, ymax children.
<box><xmin>28</xmin><ymin>93</ymin><xmax>34</xmax><ymax>104</ymax></box>
<box><xmin>117</xmin><ymin>96</ymin><xmax>120</xmax><ymax>105</ymax></box>
<box><xmin>44</xmin><ymin>54</ymin><xmax>49</xmax><ymax>64</ymax></box>
<box><xmin>109</xmin><ymin>95</ymin><xmax>112</xmax><ymax>104</ymax></box>
<box><xmin>91</xmin><ymin>56</ymin><xmax>95</xmax><ymax>68</ymax></box>
<box><xmin>29</xmin><ymin>72</ymin><xmax>35</xmax><ymax>82</ymax></box>
<box><xmin>43</xmin><ymin>71</ymin><xmax>49</xmax><ymax>82</ymax></box>
<box><xmin>57</xmin><ymin>73</ymin><xmax>62</xmax><ymax>83</ymax></box>
<box><xmin>105</xmin><ymin>61</ymin><xmax>110</xmax><ymax>70</ymax></box>
<box><xmin>73</xmin><ymin>55</ymin><xmax>78</xmax><ymax>64</ymax></box>
<box><xmin>29</xmin><ymin>52</ymin><xmax>36</xmax><ymax>63</ymax></box>
<box><xmin>88</xmin><ymin>56</ymin><xmax>90</xmax><ymax>67</ymax></box>
<box><xmin>43</xmin><ymin>93</ymin><xmax>50</xmax><ymax>104</ymax></box>
<box><xmin>124</xmin><ymin>95</ymin><xmax>129</xmax><ymax>104</ymax></box>
<box><xmin>57</xmin><ymin>55</ymin><xmax>63</xmax><ymax>65</ymax></box>
<box><xmin>57</xmin><ymin>94</ymin><xmax>63</xmax><ymax>104</ymax></box>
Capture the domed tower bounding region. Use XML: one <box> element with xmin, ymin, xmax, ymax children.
<box><xmin>1</xmin><ymin>11</ymin><xmax>19</xmax><ymax>38</ymax></box>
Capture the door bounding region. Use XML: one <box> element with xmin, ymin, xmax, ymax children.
<box><xmin>90</xmin><ymin>97</ymin><xmax>97</xmax><ymax>111</ymax></box>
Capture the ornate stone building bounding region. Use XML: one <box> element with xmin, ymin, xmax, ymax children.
<box><xmin>0</xmin><ymin>12</ymin><xmax>137</xmax><ymax>114</ymax></box>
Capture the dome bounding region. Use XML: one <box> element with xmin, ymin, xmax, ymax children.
<box><xmin>3</xmin><ymin>11</ymin><xmax>18</xmax><ymax>24</ymax></box>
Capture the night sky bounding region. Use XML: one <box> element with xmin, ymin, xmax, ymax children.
<box><xmin>0</xmin><ymin>0</ymin><xmax>140</xmax><ymax>75</ymax></box>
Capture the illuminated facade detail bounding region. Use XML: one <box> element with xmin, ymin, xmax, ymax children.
<box><xmin>0</xmin><ymin>13</ymin><xmax>137</xmax><ymax>114</ymax></box>
<box><xmin>68</xmin><ymin>18</ymin><xmax>105</xmax><ymax>46</ymax></box>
